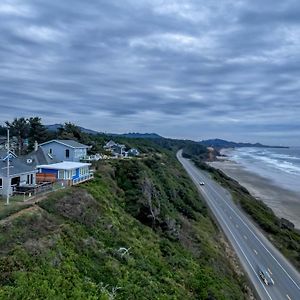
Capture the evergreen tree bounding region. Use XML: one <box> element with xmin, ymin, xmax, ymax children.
<box><xmin>0</xmin><ymin>125</ymin><xmax>6</xmax><ymax>136</ymax></box>
<box><xmin>27</xmin><ymin>117</ymin><xmax>48</xmax><ymax>151</ymax></box>
<box><xmin>5</xmin><ymin>117</ymin><xmax>29</xmax><ymax>155</ymax></box>
<box><xmin>57</xmin><ymin>122</ymin><xmax>83</xmax><ymax>141</ymax></box>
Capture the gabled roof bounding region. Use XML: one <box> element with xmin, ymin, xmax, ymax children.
<box><xmin>111</xmin><ymin>144</ymin><xmax>125</xmax><ymax>149</ymax></box>
<box><xmin>104</xmin><ymin>140</ymin><xmax>117</xmax><ymax>147</ymax></box>
<box><xmin>0</xmin><ymin>149</ymin><xmax>17</xmax><ymax>160</ymax></box>
<box><xmin>0</xmin><ymin>155</ymin><xmax>37</xmax><ymax>177</ymax></box>
<box><xmin>39</xmin><ymin>139</ymin><xmax>90</xmax><ymax>149</ymax></box>
<box><xmin>21</xmin><ymin>147</ymin><xmax>61</xmax><ymax>167</ymax></box>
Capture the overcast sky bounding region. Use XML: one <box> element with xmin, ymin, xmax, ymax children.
<box><xmin>0</xmin><ymin>0</ymin><xmax>299</xmax><ymax>145</ymax></box>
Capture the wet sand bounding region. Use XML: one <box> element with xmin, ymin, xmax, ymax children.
<box><xmin>209</xmin><ymin>160</ymin><xmax>300</xmax><ymax>230</ymax></box>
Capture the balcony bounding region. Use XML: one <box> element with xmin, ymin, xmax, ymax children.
<box><xmin>72</xmin><ymin>172</ymin><xmax>94</xmax><ymax>185</ymax></box>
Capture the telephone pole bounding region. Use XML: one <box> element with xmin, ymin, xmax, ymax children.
<box><xmin>6</xmin><ymin>128</ymin><xmax>10</xmax><ymax>205</ymax></box>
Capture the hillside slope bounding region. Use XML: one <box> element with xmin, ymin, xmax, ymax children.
<box><xmin>0</xmin><ymin>153</ymin><xmax>250</xmax><ymax>299</ymax></box>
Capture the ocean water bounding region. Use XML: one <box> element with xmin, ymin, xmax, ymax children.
<box><xmin>222</xmin><ymin>147</ymin><xmax>300</xmax><ymax>193</ymax></box>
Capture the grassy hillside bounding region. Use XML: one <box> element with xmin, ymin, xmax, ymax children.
<box><xmin>0</xmin><ymin>150</ymin><xmax>249</xmax><ymax>299</ymax></box>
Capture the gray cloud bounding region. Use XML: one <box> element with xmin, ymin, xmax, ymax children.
<box><xmin>0</xmin><ymin>0</ymin><xmax>299</xmax><ymax>145</ymax></box>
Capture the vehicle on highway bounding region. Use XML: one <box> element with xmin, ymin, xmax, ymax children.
<box><xmin>258</xmin><ymin>266</ymin><xmax>274</xmax><ymax>286</ymax></box>
<box><xmin>199</xmin><ymin>182</ymin><xmax>205</xmax><ymax>185</ymax></box>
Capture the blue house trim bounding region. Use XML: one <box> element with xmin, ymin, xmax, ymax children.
<box><xmin>40</xmin><ymin>168</ymin><xmax>58</xmax><ymax>177</ymax></box>
<box><xmin>74</xmin><ymin>168</ymin><xmax>80</xmax><ymax>180</ymax></box>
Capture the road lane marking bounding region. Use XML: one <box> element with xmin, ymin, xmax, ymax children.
<box><xmin>268</xmin><ymin>268</ymin><xmax>272</xmax><ymax>275</ymax></box>
<box><xmin>198</xmin><ymin>187</ymin><xmax>273</xmax><ymax>300</ymax></box>
<box><xmin>229</xmin><ymin>216</ymin><xmax>232</xmax><ymax>219</ymax></box>
<box><xmin>244</xmin><ymin>235</ymin><xmax>248</xmax><ymax>240</ymax></box>
<box><xmin>235</xmin><ymin>224</ymin><xmax>239</xmax><ymax>228</ymax></box>
<box><xmin>178</xmin><ymin>155</ymin><xmax>300</xmax><ymax>294</ymax></box>
<box><xmin>194</xmin><ymin>166</ymin><xmax>300</xmax><ymax>291</ymax></box>
<box><xmin>286</xmin><ymin>294</ymin><xmax>292</xmax><ymax>300</ymax></box>
<box><xmin>253</xmin><ymin>249</ymin><xmax>258</xmax><ymax>255</ymax></box>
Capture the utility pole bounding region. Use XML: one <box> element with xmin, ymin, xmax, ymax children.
<box><xmin>6</xmin><ymin>128</ymin><xmax>10</xmax><ymax>205</ymax></box>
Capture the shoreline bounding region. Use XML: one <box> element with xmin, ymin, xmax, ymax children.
<box><xmin>208</xmin><ymin>158</ymin><xmax>300</xmax><ymax>230</ymax></box>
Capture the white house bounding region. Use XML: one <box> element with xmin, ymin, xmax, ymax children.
<box><xmin>37</xmin><ymin>161</ymin><xmax>93</xmax><ymax>186</ymax></box>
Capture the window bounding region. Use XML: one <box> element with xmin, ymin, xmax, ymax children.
<box><xmin>72</xmin><ymin>169</ymin><xmax>76</xmax><ymax>177</ymax></box>
<box><xmin>0</xmin><ymin>178</ymin><xmax>2</xmax><ymax>188</ymax></box>
<box><xmin>65</xmin><ymin>149</ymin><xmax>70</xmax><ymax>158</ymax></box>
<box><xmin>80</xmin><ymin>167</ymin><xmax>88</xmax><ymax>176</ymax></box>
<box><xmin>31</xmin><ymin>174</ymin><xmax>34</xmax><ymax>184</ymax></box>
<box><xmin>58</xmin><ymin>170</ymin><xmax>64</xmax><ymax>179</ymax></box>
<box><xmin>26</xmin><ymin>174</ymin><xmax>30</xmax><ymax>184</ymax></box>
<box><xmin>49</xmin><ymin>148</ymin><xmax>52</xmax><ymax>154</ymax></box>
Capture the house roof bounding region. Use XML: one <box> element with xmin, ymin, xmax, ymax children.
<box><xmin>37</xmin><ymin>161</ymin><xmax>91</xmax><ymax>170</ymax></box>
<box><xmin>104</xmin><ymin>140</ymin><xmax>117</xmax><ymax>147</ymax></box>
<box><xmin>21</xmin><ymin>147</ymin><xmax>61</xmax><ymax>167</ymax></box>
<box><xmin>0</xmin><ymin>152</ymin><xmax>37</xmax><ymax>177</ymax></box>
<box><xmin>0</xmin><ymin>149</ymin><xmax>17</xmax><ymax>159</ymax></box>
<box><xmin>39</xmin><ymin>139</ymin><xmax>90</xmax><ymax>149</ymax></box>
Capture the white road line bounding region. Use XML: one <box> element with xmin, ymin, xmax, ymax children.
<box><xmin>286</xmin><ymin>294</ymin><xmax>292</xmax><ymax>300</ymax></box>
<box><xmin>268</xmin><ymin>268</ymin><xmax>273</xmax><ymax>275</ymax></box>
<box><xmin>199</xmin><ymin>187</ymin><xmax>273</xmax><ymax>300</ymax></box>
<box><xmin>229</xmin><ymin>216</ymin><xmax>232</xmax><ymax>219</ymax></box>
<box><xmin>236</xmin><ymin>224</ymin><xmax>239</xmax><ymax>228</ymax></box>
<box><xmin>180</xmin><ymin>156</ymin><xmax>300</xmax><ymax>294</ymax></box>
<box><xmin>254</xmin><ymin>249</ymin><xmax>258</xmax><ymax>255</ymax></box>
<box><xmin>198</xmin><ymin>168</ymin><xmax>300</xmax><ymax>291</ymax></box>
<box><xmin>244</xmin><ymin>235</ymin><xmax>248</xmax><ymax>240</ymax></box>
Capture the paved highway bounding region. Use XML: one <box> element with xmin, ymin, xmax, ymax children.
<box><xmin>177</xmin><ymin>150</ymin><xmax>300</xmax><ymax>300</ymax></box>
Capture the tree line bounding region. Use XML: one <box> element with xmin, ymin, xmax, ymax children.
<box><xmin>1</xmin><ymin>117</ymin><xmax>93</xmax><ymax>155</ymax></box>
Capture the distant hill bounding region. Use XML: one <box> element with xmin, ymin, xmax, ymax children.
<box><xmin>46</xmin><ymin>124</ymin><xmax>164</xmax><ymax>139</ymax></box>
<box><xmin>199</xmin><ymin>138</ymin><xmax>288</xmax><ymax>149</ymax></box>
<box><xmin>46</xmin><ymin>124</ymin><xmax>100</xmax><ymax>135</ymax></box>
<box><xmin>45</xmin><ymin>124</ymin><xmax>61</xmax><ymax>132</ymax></box>
<box><xmin>117</xmin><ymin>132</ymin><xmax>163</xmax><ymax>139</ymax></box>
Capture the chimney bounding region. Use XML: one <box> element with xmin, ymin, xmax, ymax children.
<box><xmin>34</xmin><ymin>141</ymin><xmax>38</xmax><ymax>151</ymax></box>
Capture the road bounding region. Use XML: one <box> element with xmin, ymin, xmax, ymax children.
<box><xmin>177</xmin><ymin>150</ymin><xmax>300</xmax><ymax>300</ymax></box>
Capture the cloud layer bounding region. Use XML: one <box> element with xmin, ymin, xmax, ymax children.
<box><xmin>0</xmin><ymin>0</ymin><xmax>299</xmax><ymax>145</ymax></box>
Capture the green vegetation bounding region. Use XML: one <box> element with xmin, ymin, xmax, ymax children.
<box><xmin>194</xmin><ymin>160</ymin><xmax>300</xmax><ymax>271</ymax></box>
<box><xmin>0</xmin><ymin>147</ymin><xmax>248</xmax><ymax>299</ymax></box>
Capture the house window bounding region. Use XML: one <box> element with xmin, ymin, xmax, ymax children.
<box><xmin>80</xmin><ymin>167</ymin><xmax>88</xmax><ymax>176</ymax></box>
<box><xmin>31</xmin><ymin>174</ymin><xmax>34</xmax><ymax>184</ymax></box>
<box><xmin>11</xmin><ymin>177</ymin><xmax>20</xmax><ymax>186</ymax></box>
<box><xmin>49</xmin><ymin>148</ymin><xmax>52</xmax><ymax>154</ymax></box>
<box><xmin>26</xmin><ymin>174</ymin><xmax>30</xmax><ymax>184</ymax></box>
<box><xmin>58</xmin><ymin>170</ymin><xmax>64</xmax><ymax>179</ymax></box>
<box><xmin>0</xmin><ymin>178</ymin><xmax>2</xmax><ymax>188</ymax></box>
<box><xmin>65</xmin><ymin>149</ymin><xmax>70</xmax><ymax>158</ymax></box>
<box><xmin>72</xmin><ymin>169</ymin><xmax>76</xmax><ymax>177</ymax></box>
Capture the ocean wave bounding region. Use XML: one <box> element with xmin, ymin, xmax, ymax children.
<box><xmin>233</xmin><ymin>151</ymin><xmax>300</xmax><ymax>175</ymax></box>
<box><xmin>269</xmin><ymin>153</ymin><xmax>300</xmax><ymax>161</ymax></box>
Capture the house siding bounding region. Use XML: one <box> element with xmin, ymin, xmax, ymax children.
<box><xmin>40</xmin><ymin>168</ymin><xmax>58</xmax><ymax>177</ymax></box>
<box><xmin>40</xmin><ymin>142</ymin><xmax>87</xmax><ymax>162</ymax></box>
<box><xmin>0</xmin><ymin>171</ymin><xmax>37</xmax><ymax>197</ymax></box>
<box><xmin>74</xmin><ymin>168</ymin><xmax>80</xmax><ymax>180</ymax></box>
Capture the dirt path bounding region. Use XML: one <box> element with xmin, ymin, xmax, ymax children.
<box><xmin>0</xmin><ymin>189</ymin><xmax>59</xmax><ymax>226</ymax></box>
<box><xmin>0</xmin><ymin>205</ymin><xmax>44</xmax><ymax>226</ymax></box>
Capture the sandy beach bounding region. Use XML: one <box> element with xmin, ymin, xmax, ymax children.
<box><xmin>209</xmin><ymin>159</ymin><xmax>300</xmax><ymax>230</ymax></box>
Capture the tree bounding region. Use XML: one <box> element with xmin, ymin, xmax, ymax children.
<box><xmin>5</xmin><ymin>117</ymin><xmax>29</xmax><ymax>155</ymax></box>
<box><xmin>27</xmin><ymin>117</ymin><xmax>48</xmax><ymax>151</ymax></box>
<box><xmin>57</xmin><ymin>122</ymin><xmax>83</xmax><ymax>141</ymax></box>
<box><xmin>0</xmin><ymin>125</ymin><xmax>6</xmax><ymax>136</ymax></box>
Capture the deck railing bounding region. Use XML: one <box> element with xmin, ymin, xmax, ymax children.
<box><xmin>72</xmin><ymin>173</ymin><xmax>94</xmax><ymax>185</ymax></box>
